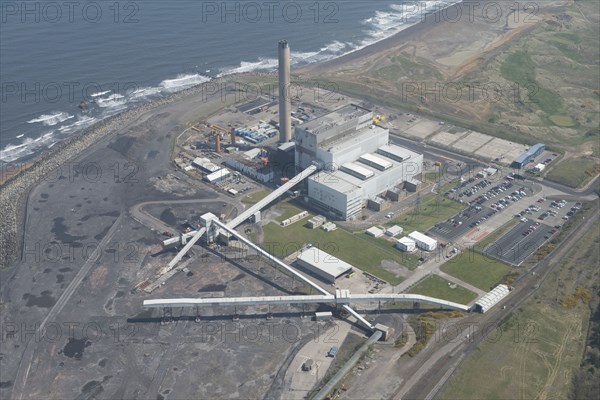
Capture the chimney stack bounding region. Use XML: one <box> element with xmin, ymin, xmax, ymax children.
<box><xmin>278</xmin><ymin>40</ymin><xmax>292</xmax><ymax>143</ymax></box>
<box><xmin>215</xmin><ymin>134</ymin><xmax>221</xmax><ymax>153</ymax></box>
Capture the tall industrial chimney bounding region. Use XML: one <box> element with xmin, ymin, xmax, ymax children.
<box><xmin>230</xmin><ymin>127</ymin><xmax>236</xmax><ymax>145</ymax></box>
<box><xmin>215</xmin><ymin>134</ymin><xmax>221</xmax><ymax>153</ymax></box>
<box><xmin>278</xmin><ymin>40</ymin><xmax>292</xmax><ymax>143</ymax></box>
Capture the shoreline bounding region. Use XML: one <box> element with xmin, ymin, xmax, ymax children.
<box><xmin>0</xmin><ymin>0</ymin><xmax>464</xmax><ymax>268</ymax></box>
<box><xmin>298</xmin><ymin>0</ymin><xmax>465</xmax><ymax>73</ymax></box>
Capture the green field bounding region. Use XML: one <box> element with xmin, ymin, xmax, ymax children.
<box><xmin>359</xmin><ymin>233</ymin><xmax>421</xmax><ymax>270</ymax></box>
<box><xmin>389</xmin><ymin>195</ymin><xmax>465</xmax><ymax>233</ymax></box>
<box><xmin>241</xmin><ymin>189</ymin><xmax>271</xmax><ymax>205</ymax></box>
<box><xmin>500</xmin><ymin>50</ymin><xmax>564</xmax><ymax>117</ymax></box>
<box><xmin>275</xmin><ymin>202</ymin><xmax>305</xmax><ymax>223</ymax></box>
<box><xmin>546</xmin><ymin>157</ymin><xmax>598</xmax><ymax>188</ymax></box>
<box><xmin>440</xmin><ymin>251</ymin><xmax>511</xmax><ymax>292</ymax></box>
<box><xmin>440</xmin><ymin>221</ymin><xmax>600</xmax><ymax>400</ymax></box>
<box><xmin>424</xmin><ymin>171</ymin><xmax>444</xmax><ymax>183</ymax></box>
<box><xmin>261</xmin><ymin>221</ymin><xmax>406</xmax><ymax>285</ymax></box>
<box><xmin>409</xmin><ymin>275</ymin><xmax>477</xmax><ymax>304</ymax></box>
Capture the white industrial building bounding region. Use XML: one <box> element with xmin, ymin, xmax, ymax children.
<box><xmin>475</xmin><ymin>284</ymin><xmax>510</xmax><ymax>313</ymax></box>
<box><xmin>224</xmin><ymin>159</ymin><xmax>274</xmax><ymax>183</ymax></box>
<box><xmin>395</xmin><ymin>237</ymin><xmax>416</xmax><ymax>252</ymax></box>
<box><xmin>365</xmin><ymin>226</ymin><xmax>384</xmax><ymax>237</ymax></box>
<box><xmin>204</xmin><ymin>168</ymin><xmax>230</xmax><ymax>184</ymax></box>
<box><xmin>295</xmin><ymin>247</ymin><xmax>354</xmax><ymax>283</ymax></box>
<box><xmin>296</xmin><ymin>104</ymin><xmax>423</xmax><ymax>220</ymax></box>
<box><xmin>192</xmin><ymin>157</ymin><xmax>221</xmax><ymax>173</ymax></box>
<box><xmin>385</xmin><ymin>225</ymin><xmax>403</xmax><ymax>237</ymax></box>
<box><xmin>407</xmin><ymin>231</ymin><xmax>437</xmax><ymax>251</ymax></box>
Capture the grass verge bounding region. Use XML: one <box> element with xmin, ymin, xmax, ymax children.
<box><xmin>409</xmin><ymin>275</ymin><xmax>478</xmax><ymax>304</ymax></box>
<box><xmin>241</xmin><ymin>189</ymin><xmax>271</xmax><ymax>205</ymax></box>
<box><xmin>546</xmin><ymin>157</ymin><xmax>599</xmax><ymax>188</ymax></box>
<box><xmin>440</xmin><ymin>251</ymin><xmax>511</xmax><ymax>292</ymax></box>
<box><xmin>389</xmin><ymin>194</ymin><xmax>466</xmax><ymax>233</ymax></box>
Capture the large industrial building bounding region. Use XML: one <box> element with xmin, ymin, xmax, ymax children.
<box><xmin>295</xmin><ymin>104</ymin><xmax>423</xmax><ymax>220</ymax></box>
<box><xmin>295</xmin><ymin>247</ymin><xmax>354</xmax><ymax>283</ymax></box>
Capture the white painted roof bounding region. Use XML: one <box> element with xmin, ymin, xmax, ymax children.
<box><xmin>377</xmin><ymin>144</ymin><xmax>414</xmax><ymax>161</ymax></box>
<box><xmin>359</xmin><ymin>153</ymin><xmax>392</xmax><ymax>170</ymax></box>
<box><xmin>341</xmin><ymin>162</ymin><xmax>374</xmax><ymax>180</ymax></box>
<box><xmin>397</xmin><ymin>237</ymin><xmax>416</xmax><ymax>246</ymax></box>
<box><xmin>366</xmin><ymin>227</ymin><xmax>384</xmax><ymax>237</ymax></box>
<box><xmin>408</xmin><ymin>231</ymin><xmax>437</xmax><ymax>246</ymax></box>
<box><xmin>385</xmin><ymin>225</ymin><xmax>403</xmax><ymax>236</ymax></box>
<box><xmin>297</xmin><ymin>247</ymin><xmax>354</xmax><ymax>278</ymax></box>
<box><xmin>205</xmin><ymin>168</ymin><xmax>230</xmax><ymax>182</ymax></box>
<box><xmin>475</xmin><ymin>284</ymin><xmax>510</xmax><ymax>313</ymax></box>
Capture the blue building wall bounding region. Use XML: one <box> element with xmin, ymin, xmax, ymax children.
<box><xmin>512</xmin><ymin>143</ymin><xmax>545</xmax><ymax>169</ymax></box>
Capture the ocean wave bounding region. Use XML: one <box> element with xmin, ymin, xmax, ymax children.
<box><xmin>58</xmin><ymin>115</ymin><xmax>98</xmax><ymax>134</ymax></box>
<box><xmin>159</xmin><ymin>73</ymin><xmax>211</xmax><ymax>91</ymax></box>
<box><xmin>218</xmin><ymin>58</ymin><xmax>279</xmax><ymax>77</ymax></box>
<box><xmin>89</xmin><ymin>90</ymin><xmax>112</xmax><ymax>98</ymax></box>
<box><xmin>95</xmin><ymin>93</ymin><xmax>127</xmax><ymax>109</ymax></box>
<box><xmin>27</xmin><ymin>112</ymin><xmax>74</xmax><ymax>126</ymax></box>
<box><xmin>359</xmin><ymin>1</ymin><xmax>456</xmax><ymax>48</ymax></box>
<box><xmin>129</xmin><ymin>86</ymin><xmax>163</xmax><ymax>100</ymax></box>
<box><xmin>0</xmin><ymin>131</ymin><xmax>56</xmax><ymax>163</ymax></box>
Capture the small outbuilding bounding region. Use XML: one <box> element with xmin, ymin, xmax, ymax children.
<box><xmin>385</xmin><ymin>225</ymin><xmax>403</xmax><ymax>237</ymax></box>
<box><xmin>395</xmin><ymin>237</ymin><xmax>416</xmax><ymax>252</ymax></box>
<box><xmin>366</xmin><ymin>226</ymin><xmax>385</xmax><ymax>237</ymax></box>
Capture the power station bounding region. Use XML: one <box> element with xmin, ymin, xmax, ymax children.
<box><xmin>278</xmin><ymin>40</ymin><xmax>292</xmax><ymax>143</ymax></box>
<box><xmin>295</xmin><ymin>104</ymin><xmax>423</xmax><ymax>220</ymax></box>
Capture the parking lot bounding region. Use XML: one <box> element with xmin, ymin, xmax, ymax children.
<box><xmin>482</xmin><ymin>199</ymin><xmax>580</xmax><ymax>266</ymax></box>
<box><xmin>429</xmin><ymin>206</ymin><xmax>494</xmax><ymax>241</ymax></box>
<box><xmin>483</xmin><ymin>219</ymin><xmax>556</xmax><ymax>265</ymax></box>
<box><xmin>432</xmin><ymin>175</ymin><xmax>532</xmax><ymax>242</ymax></box>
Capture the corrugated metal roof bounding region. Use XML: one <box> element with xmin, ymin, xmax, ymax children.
<box><xmin>475</xmin><ymin>284</ymin><xmax>510</xmax><ymax>313</ymax></box>
<box><xmin>514</xmin><ymin>143</ymin><xmax>545</xmax><ymax>164</ymax></box>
